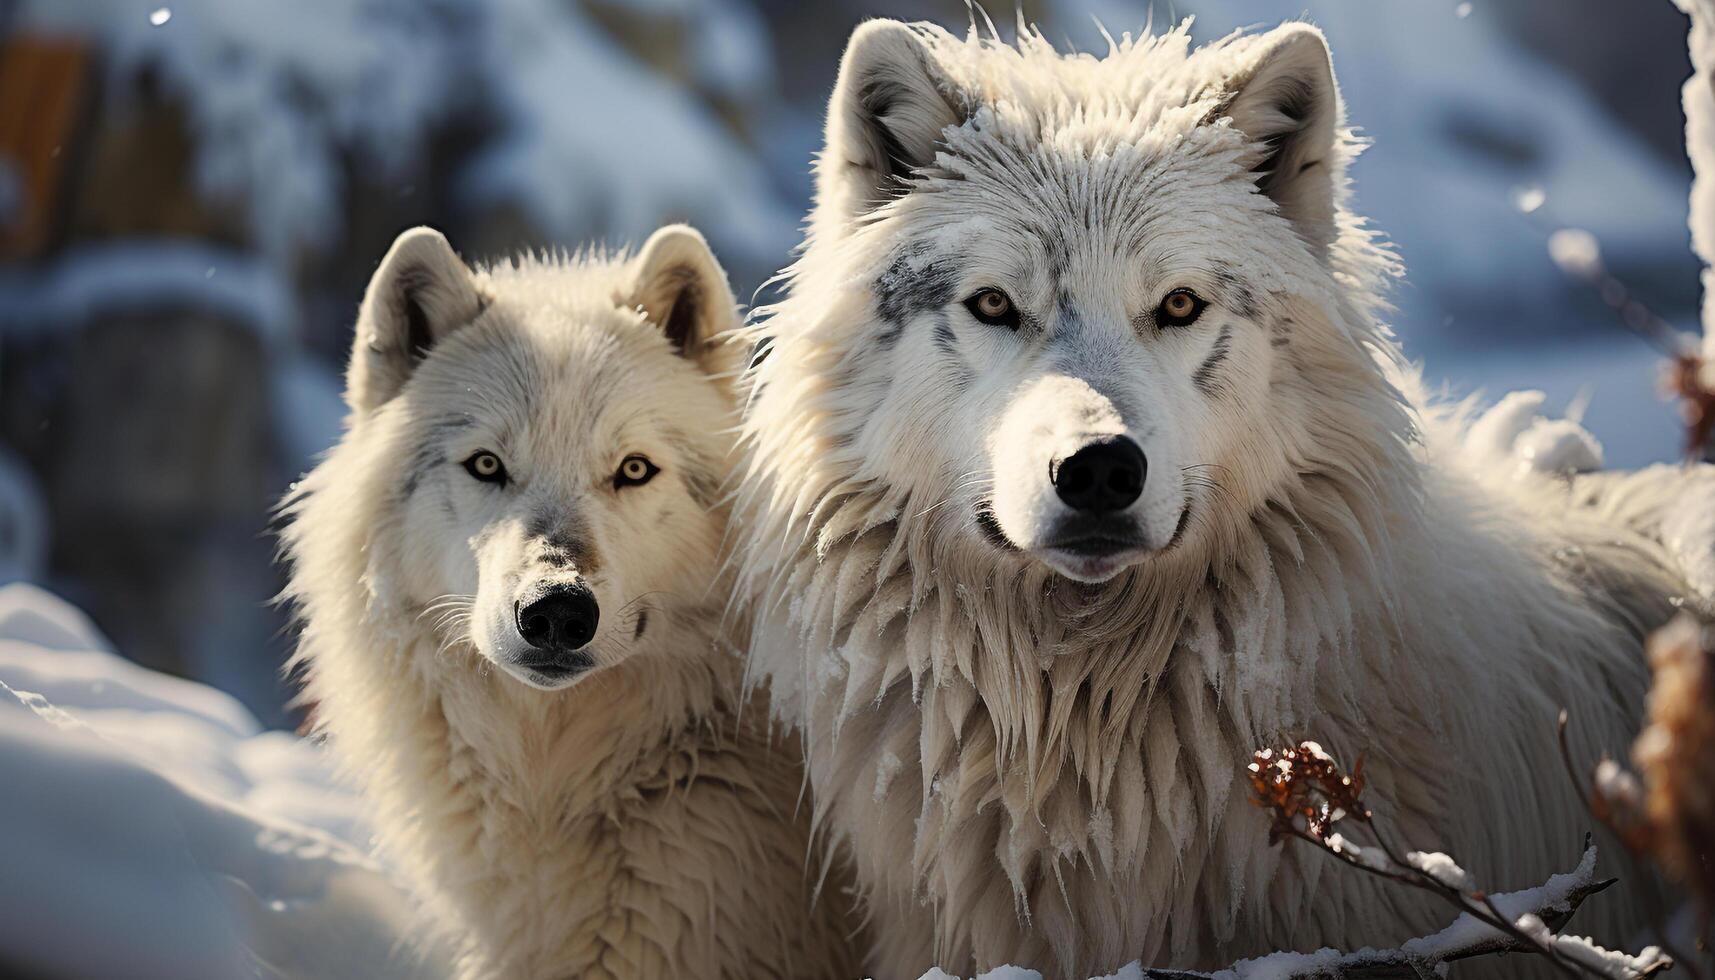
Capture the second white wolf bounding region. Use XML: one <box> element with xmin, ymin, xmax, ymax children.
<box><xmin>282</xmin><ymin>225</ymin><xmax>857</xmax><ymax>979</ymax></box>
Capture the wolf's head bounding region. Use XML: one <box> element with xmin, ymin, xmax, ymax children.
<box><xmin>748</xmin><ymin>20</ymin><xmax>1403</xmax><ymax>584</ymax></box>
<box><xmin>306</xmin><ymin>225</ymin><xmax>737</xmax><ymax>691</ymax></box>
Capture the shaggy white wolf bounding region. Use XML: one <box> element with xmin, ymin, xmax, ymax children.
<box><xmin>282</xmin><ymin>226</ymin><xmax>856</xmax><ymax>979</ymax></box>
<box><xmin>731</xmin><ymin>18</ymin><xmax>1710</xmax><ymax>979</ymax></box>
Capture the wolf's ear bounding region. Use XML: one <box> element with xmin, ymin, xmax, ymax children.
<box><xmin>819</xmin><ymin>20</ymin><xmax>967</xmax><ymax>220</ymax></box>
<box><xmin>1216</xmin><ymin>25</ymin><xmax>1342</xmax><ymax>252</ymax></box>
<box><xmin>348</xmin><ymin>227</ymin><xmax>485</xmax><ymax>413</ymax></box>
<box><xmin>627</xmin><ymin>225</ymin><xmax>737</xmax><ymax>368</ymax></box>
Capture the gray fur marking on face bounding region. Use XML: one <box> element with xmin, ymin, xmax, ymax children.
<box><xmin>1192</xmin><ymin>322</ymin><xmax>1233</xmax><ymax>396</ymax></box>
<box><xmin>930</xmin><ymin>312</ymin><xmax>973</xmax><ymax>389</ymax></box>
<box><xmin>874</xmin><ymin>241</ymin><xmax>960</xmax><ymax>345</ymax></box>
<box><xmin>663</xmin><ymin>428</ymin><xmax>722</xmax><ymax>509</ymax></box>
<box><xmin>1212</xmin><ymin>265</ymin><xmax>1261</xmax><ymax>323</ymax></box>
<box><xmin>402</xmin><ymin>416</ymin><xmax>477</xmax><ymax>500</ymax></box>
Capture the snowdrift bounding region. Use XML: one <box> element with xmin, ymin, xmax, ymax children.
<box><xmin>0</xmin><ymin>583</ymin><xmax>447</xmax><ymax>980</ymax></box>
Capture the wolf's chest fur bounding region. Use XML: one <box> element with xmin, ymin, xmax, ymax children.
<box><xmin>433</xmin><ymin>682</ymin><xmax>770</xmax><ymax>978</ymax></box>
<box><xmin>372</xmin><ymin>645</ymin><xmax>854</xmax><ymax>980</ymax></box>
<box><xmin>749</xmin><ymin>460</ymin><xmax>1678</xmax><ymax>978</ymax></box>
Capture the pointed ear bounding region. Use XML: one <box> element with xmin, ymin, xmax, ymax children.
<box><xmin>348</xmin><ymin>227</ymin><xmax>485</xmax><ymax>413</ymax></box>
<box><xmin>1217</xmin><ymin>25</ymin><xmax>1342</xmax><ymax>251</ymax></box>
<box><xmin>819</xmin><ymin>19</ymin><xmax>967</xmax><ymax>220</ymax></box>
<box><xmin>628</xmin><ymin>225</ymin><xmax>737</xmax><ymax>369</ymax></box>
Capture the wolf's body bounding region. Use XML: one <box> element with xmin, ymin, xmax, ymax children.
<box><xmin>283</xmin><ymin>227</ymin><xmax>856</xmax><ymax>979</ymax></box>
<box><xmin>731</xmin><ymin>20</ymin><xmax>1708</xmax><ymax>979</ymax></box>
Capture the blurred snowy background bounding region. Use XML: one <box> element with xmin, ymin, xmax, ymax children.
<box><xmin>0</xmin><ymin>0</ymin><xmax>1700</xmax><ymax>729</ymax></box>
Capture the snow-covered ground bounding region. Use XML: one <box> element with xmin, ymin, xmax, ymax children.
<box><xmin>0</xmin><ymin>584</ymin><xmax>447</xmax><ymax>980</ymax></box>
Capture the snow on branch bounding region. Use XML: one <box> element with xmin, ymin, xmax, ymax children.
<box><xmin>1147</xmin><ymin>741</ymin><xmax>1677</xmax><ymax>980</ymax></box>
<box><xmin>1117</xmin><ymin>848</ymin><xmax>1644</xmax><ymax>979</ymax></box>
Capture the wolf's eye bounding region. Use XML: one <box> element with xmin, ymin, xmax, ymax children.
<box><xmin>463</xmin><ymin>451</ymin><xmax>508</xmax><ymax>485</ymax></box>
<box><xmin>964</xmin><ymin>288</ymin><xmax>1020</xmax><ymax>329</ymax></box>
<box><xmin>1156</xmin><ymin>289</ymin><xmax>1206</xmax><ymax>328</ymax></box>
<box><xmin>614</xmin><ymin>454</ymin><xmax>659</xmax><ymax>489</ymax></box>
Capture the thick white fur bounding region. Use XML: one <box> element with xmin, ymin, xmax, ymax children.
<box><xmin>731</xmin><ymin>19</ymin><xmax>1711</xmax><ymax>979</ymax></box>
<box><xmin>283</xmin><ymin>226</ymin><xmax>856</xmax><ymax>979</ymax></box>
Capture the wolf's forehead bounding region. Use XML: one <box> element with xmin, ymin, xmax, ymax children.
<box><xmin>901</xmin><ymin>153</ymin><xmax>1253</xmax><ymax>281</ymax></box>
<box><xmin>923</xmin><ymin>26</ymin><xmax>1235</xmax><ymax>140</ymax></box>
<box><xmin>433</xmin><ymin>315</ymin><xmax>642</xmax><ymax>432</ymax></box>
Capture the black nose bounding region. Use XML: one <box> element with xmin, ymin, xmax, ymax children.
<box><xmin>1053</xmin><ymin>437</ymin><xmax>1146</xmax><ymax>513</ymax></box>
<box><xmin>516</xmin><ymin>586</ymin><xmax>600</xmax><ymax>652</ymax></box>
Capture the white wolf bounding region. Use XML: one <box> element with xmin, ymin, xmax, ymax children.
<box><xmin>731</xmin><ymin>18</ymin><xmax>1711</xmax><ymax>979</ymax></box>
<box><xmin>282</xmin><ymin>226</ymin><xmax>857</xmax><ymax>979</ymax></box>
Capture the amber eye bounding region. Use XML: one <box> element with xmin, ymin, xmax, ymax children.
<box><xmin>614</xmin><ymin>454</ymin><xmax>659</xmax><ymax>489</ymax></box>
<box><xmin>964</xmin><ymin>288</ymin><xmax>1021</xmax><ymax>329</ymax></box>
<box><xmin>1156</xmin><ymin>288</ymin><xmax>1206</xmax><ymax>327</ymax></box>
<box><xmin>463</xmin><ymin>451</ymin><xmax>508</xmax><ymax>485</ymax></box>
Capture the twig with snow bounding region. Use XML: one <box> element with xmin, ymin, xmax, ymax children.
<box><xmin>1219</xmin><ymin>741</ymin><xmax>1674</xmax><ymax>979</ymax></box>
<box><xmin>1111</xmin><ymin>847</ymin><xmax>1648</xmax><ymax>979</ymax></box>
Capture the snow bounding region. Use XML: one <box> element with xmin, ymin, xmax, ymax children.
<box><xmin>1512</xmin><ymin>184</ymin><xmax>1546</xmax><ymax>214</ymax></box>
<box><xmin>1515</xmin><ymin>915</ymin><xmax>1670</xmax><ymax>979</ymax></box>
<box><xmin>1405</xmin><ymin>851</ymin><xmax>1475</xmax><ymax>891</ymax></box>
<box><xmin>0</xmin><ymin>583</ymin><xmax>447</xmax><ymax>980</ymax></box>
<box><xmin>0</xmin><ymin>239</ymin><xmax>296</xmax><ymax>342</ymax></box>
<box><xmin>18</xmin><ymin>0</ymin><xmax>467</xmax><ymax>260</ymax></box>
<box><xmin>1548</xmin><ymin>227</ymin><xmax>1605</xmax><ymax>281</ymax></box>
<box><xmin>460</xmin><ymin>0</ymin><xmax>795</xmax><ymax>267</ymax></box>
<box><xmin>1324</xmin><ymin>833</ymin><xmax>1392</xmax><ymax>873</ymax></box>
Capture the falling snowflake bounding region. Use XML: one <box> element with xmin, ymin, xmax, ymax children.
<box><xmin>148</xmin><ymin>7</ymin><xmax>171</xmax><ymax>26</ymax></box>
<box><xmin>1511</xmin><ymin>185</ymin><xmax>1546</xmax><ymax>214</ymax></box>
<box><xmin>1454</xmin><ymin>2</ymin><xmax>1473</xmax><ymax>17</ymax></box>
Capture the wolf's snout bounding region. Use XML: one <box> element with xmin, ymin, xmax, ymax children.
<box><xmin>1053</xmin><ymin>437</ymin><xmax>1146</xmax><ymax>513</ymax></box>
<box><xmin>516</xmin><ymin>586</ymin><xmax>600</xmax><ymax>652</ymax></box>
